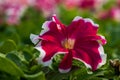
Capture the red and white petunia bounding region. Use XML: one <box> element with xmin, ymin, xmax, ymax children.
<box><xmin>30</xmin><ymin>15</ymin><xmax>107</xmax><ymax>73</ymax></box>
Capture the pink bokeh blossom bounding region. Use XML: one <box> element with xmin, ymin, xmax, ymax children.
<box><xmin>64</xmin><ymin>0</ymin><xmax>107</xmax><ymax>10</ymax></box>
<box><xmin>97</xmin><ymin>7</ymin><xmax>120</xmax><ymax>22</ymax></box>
<box><xmin>0</xmin><ymin>0</ymin><xmax>33</xmax><ymax>24</ymax></box>
<box><xmin>109</xmin><ymin>7</ymin><xmax>120</xmax><ymax>22</ymax></box>
<box><xmin>34</xmin><ymin>0</ymin><xmax>60</xmax><ymax>17</ymax></box>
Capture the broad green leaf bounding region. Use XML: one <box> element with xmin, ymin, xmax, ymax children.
<box><xmin>46</xmin><ymin>71</ymin><xmax>70</xmax><ymax>80</ymax></box>
<box><xmin>0</xmin><ymin>53</ymin><xmax>24</xmax><ymax>76</ymax></box>
<box><xmin>23</xmin><ymin>50</ymin><xmax>33</xmax><ymax>62</ymax></box>
<box><xmin>0</xmin><ymin>72</ymin><xmax>20</xmax><ymax>80</ymax></box>
<box><xmin>30</xmin><ymin>65</ymin><xmax>42</xmax><ymax>73</ymax></box>
<box><xmin>24</xmin><ymin>71</ymin><xmax>45</xmax><ymax>80</ymax></box>
<box><xmin>8</xmin><ymin>33</ymin><xmax>20</xmax><ymax>45</ymax></box>
<box><xmin>0</xmin><ymin>39</ymin><xmax>17</xmax><ymax>54</ymax></box>
<box><xmin>72</xmin><ymin>67</ymin><xmax>105</xmax><ymax>80</ymax></box>
<box><xmin>6</xmin><ymin>53</ymin><xmax>28</xmax><ymax>72</ymax></box>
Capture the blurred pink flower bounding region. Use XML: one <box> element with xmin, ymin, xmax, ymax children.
<box><xmin>95</xmin><ymin>9</ymin><xmax>109</xmax><ymax>20</ymax></box>
<box><xmin>34</xmin><ymin>0</ymin><xmax>60</xmax><ymax>17</ymax></box>
<box><xmin>117</xmin><ymin>0</ymin><xmax>120</xmax><ymax>7</ymax></box>
<box><xmin>30</xmin><ymin>15</ymin><xmax>107</xmax><ymax>73</ymax></box>
<box><xmin>0</xmin><ymin>0</ymin><xmax>33</xmax><ymax>25</ymax></box>
<box><xmin>78</xmin><ymin>0</ymin><xmax>107</xmax><ymax>10</ymax></box>
<box><xmin>109</xmin><ymin>7</ymin><xmax>120</xmax><ymax>22</ymax></box>
<box><xmin>63</xmin><ymin>0</ymin><xmax>107</xmax><ymax>11</ymax></box>
<box><xmin>64</xmin><ymin>0</ymin><xmax>79</xmax><ymax>9</ymax></box>
<box><xmin>97</xmin><ymin>7</ymin><xmax>120</xmax><ymax>22</ymax></box>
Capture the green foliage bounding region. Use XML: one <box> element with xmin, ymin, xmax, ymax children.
<box><xmin>0</xmin><ymin>54</ymin><xmax>24</xmax><ymax>76</ymax></box>
<box><xmin>0</xmin><ymin>39</ymin><xmax>17</xmax><ymax>53</ymax></box>
<box><xmin>0</xmin><ymin>0</ymin><xmax>120</xmax><ymax>79</ymax></box>
<box><xmin>24</xmin><ymin>71</ymin><xmax>45</xmax><ymax>80</ymax></box>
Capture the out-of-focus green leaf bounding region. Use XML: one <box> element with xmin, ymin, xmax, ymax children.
<box><xmin>0</xmin><ymin>72</ymin><xmax>20</xmax><ymax>80</ymax></box>
<box><xmin>8</xmin><ymin>33</ymin><xmax>20</xmax><ymax>45</ymax></box>
<box><xmin>0</xmin><ymin>53</ymin><xmax>24</xmax><ymax>76</ymax></box>
<box><xmin>23</xmin><ymin>50</ymin><xmax>33</xmax><ymax>62</ymax></box>
<box><xmin>6</xmin><ymin>53</ymin><xmax>28</xmax><ymax>72</ymax></box>
<box><xmin>0</xmin><ymin>39</ymin><xmax>17</xmax><ymax>54</ymax></box>
<box><xmin>30</xmin><ymin>65</ymin><xmax>42</xmax><ymax>74</ymax></box>
<box><xmin>71</xmin><ymin>67</ymin><xmax>105</xmax><ymax>80</ymax></box>
<box><xmin>46</xmin><ymin>71</ymin><xmax>70</xmax><ymax>80</ymax></box>
<box><xmin>24</xmin><ymin>71</ymin><xmax>45</xmax><ymax>80</ymax></box>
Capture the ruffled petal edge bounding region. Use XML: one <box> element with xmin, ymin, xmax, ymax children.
<box><xmin>30</xmin><ymin>34</ymin><xmax>39</xmax><ymax>44</ymax></box>
<box><xmin>73</xmin><ymin>16</ymin><xmax>99</xmax><ymax>27</ymax></box>
<box><xmin>73</xmin><ymin>43</ymin><xmax>106</xmax><ymax>71</ymax></box>
<box><xmin>35</xmin><ymin>45</ymin><xmax>68</xmax><ymax>66</ymax></box>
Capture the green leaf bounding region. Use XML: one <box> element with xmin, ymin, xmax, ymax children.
<box><xmin>6</xmin><ymin>53</ymin><xmax>28</xmax><ymax>72</ymax></box>
<box><xmin>0</xmin><ymin>53</ymin><xmax>24</xmax><ymax>76</ymax></box>
<box><xmin>0</xmin><ymin>39</ymin><xmax>17</xmax><ymax>54</ymax></box>
<box><xmin>8</xmin><ymin>33</ymin><xmax>20</xmax><ymax>45</ymax></box>
<box><xmin>24</xmin><ymin>71</ymin><xmax>45</xmax><ymax>80</ymax></box>
<box><xmin>0</xmin><ymin>72</ymin><xmax>20</xmax><ymax>80</ymax></box>
<box><xmin>46</xmin><ymin>71</ymin><xmax>70</xmax><ymax>80</ymax></box>
<box><xmin>23</xmin><ymin>50</ymin><xmax>33</xmax><ymax>62</ymax></box>
<box><xmin>72</xmin><ymin>67</ymin><xmax>105</xmax><ymax>80</ymax></box>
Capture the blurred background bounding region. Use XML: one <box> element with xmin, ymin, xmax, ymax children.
<box><xmin>0</xmin><ymin>0</ymin><xmax>120</xmax><ymax>80</ymax></box>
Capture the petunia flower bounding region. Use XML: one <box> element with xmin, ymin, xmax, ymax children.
<box><xmin>78</xmin><ymin>0</ymin><xmax>107</xmax><ymax>11</ymax></box>
<box><xmin>109</xmin><ymin>7</ymin><xmax>120</xmax><ymax>22</ymax></box>
<box><xmin>34</xmin><ymin>0</ymin><xmax>60</xmax><ymax>18</ymax></box>
<box><xmin>64</xmin><ymin>0</ymin><xmax>79</xmax><ymax>9</ymax></box>
<box><xmin>63</xmin><ymin>0</ymin><xmax>107</xmax><ymax>11</ymax></box>
<box><xmin>30</xmin><ymin>15</ymin><xmax>107</xmax><ymax>73</ymax></box>
<box><xmin>0</xmin><ymin>0</ymin><xmax>33</xmax><ymax>25</ymax></box>
<box><xmin>96</xmin><ymin>7</ymin><xmax>120</xmax><ymax>22</ymax></box>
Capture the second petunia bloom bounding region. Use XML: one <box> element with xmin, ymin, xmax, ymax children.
<box><xmin>30</xmin><ymin>15</ymin><xmax>107</xmax><ymax>73</ymax></box>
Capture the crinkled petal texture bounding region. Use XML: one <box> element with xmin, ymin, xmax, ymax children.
<box><xmin>30</xmin><ymin>15</ymin><xmax>107</xmax><ymax>73</ymax></box>
<box><xmin>68</xmin><ymin>16</ymin><xmax>106</xmax><ymax>71</ymax></box>
<box><xmin>31</xmin><ymin>18</ymin><xmax>68</xmax><ymax>68</ymax></box>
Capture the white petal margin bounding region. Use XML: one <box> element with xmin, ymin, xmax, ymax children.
<box><xmin>52</xmin><ymin>14</ymin><xmax>57</xmax><ymax>22</ymax></box>
<box><xmin>35</xmin><ymin>43</ymin><xmax>68</xmax><ymax>67</ymax></box>
<box><xmin>73</xmin><ymin>44</ymin><xmax>106</xmax><ymax>70</ymax></box>
<box><xmin>99</xmin><ymin>35</ymin><xmax>107</xmax><ymax>45</ymax></box>
<box><xmin>72</xmin><ymin>16</ymin><xmax>99</xmax><ymax>27</ymax></box>
<box><xmin>40</xmin><ymin>21</ymin><xmax>52</xmax><ymax>35</ymax></box>
<box><xmin>52</xmin><ymin>14</ymin><xmax>62</xmax><ymax>30</ymax></box>
<box><xmin>30</xmin><ymin>34</ymin><xmax>39</xmax><ymax>44</ymax></box>
<box><xmin>73</xmin><ymin>57</ymin><xmax>92</xmax><ymax>69</ymax></box>
<box><xmin>97</xmin><ymin>44</ymin><xmax>107</xmax><ymax>69</ymax></box>
<box><xmin>73</xmin><ymin>16</ymin><xmax>82</xmax><ymax>21</ymax></box>
<box><xmin>35</xmin><ymin>46</ymin><xmax>52</xmax><ymax>66</ymax></box>
<box><xmin>59</xmin><ymin>68</ymin><xmax>71</xmax><ymax>73</ymax></box>
<box><xmin>84</xmin><ymin>18</ymin><xmax>99</xmax><ymax>27</ymax></box>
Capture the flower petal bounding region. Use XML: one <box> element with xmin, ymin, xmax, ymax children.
<box><xmin>74</xmin><ymin>35</ymin><xmax>107</xmax><ymax>45</ymax></box>
<box><xmin>97</xmin><ymin>44</ymin><xmax>107</xmax><ymax>69</ymax></box>
<box><xmin>52</xmin><ymin>14</ymin><xmax>66</xmax><ymax>31</ymax></box>
<box><xmin>97</xmin><ymin>35</ymin><xmax>107</xmax><ymax>45</ymax></box>
<box><xmin>59</xmin><ymin>51</ymin><xmax>73</xmax><ymax>73</ymax></box>
<box><xmin>40</xmin><ymin>21</ymin><xmax>52</xmax><ymax>35</ymax></box>
<box><xmin>30</xmin><ymin>34</ymin><xmax>40</xmax><ymax>44</ymax></box>
<box><xmin>40</xmin><ymin>20</ymin><xmax>66</xmax><ymax>44</ymax></box>
<box><xmin>36</xmin><ymin>40</ymin><xmax>68</xmax><ymax>66</ymax></box>
<box><xmin>73</xmin><ymin>41</ymin><xmax>106</xmax><ymax>71</ymax></box>
<box><xmin>67</xmin><ymin>17</ymin><xmax>98</xmax><ymax>39</ymax></box>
